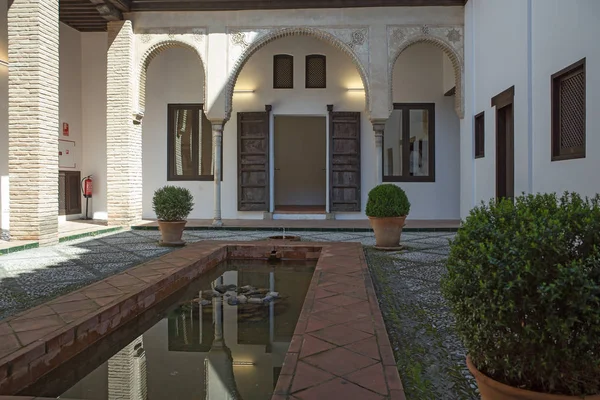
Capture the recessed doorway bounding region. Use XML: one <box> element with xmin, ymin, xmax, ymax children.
<box><xmin>274</xmin><ymin>116</ymin><xmax>327</xmax><ymax>214</ymax></box>
<box><xmin>492</xmin><ymin>86</ymin><xmax>515</xmax><ymax>201</ymax></box>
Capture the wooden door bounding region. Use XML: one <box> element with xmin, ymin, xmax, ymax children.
<box><xmin>492</xmin><ymin>87</ymin><xmax>515</xmax><ymax>201</ymax></box>
<box><xmin>58</xmin><ymin>170</ymin><xmax>81</xmax><ymax>215</ymax></box>
<box><xmin>238</xmin><ymin>107</ymin><xmax>271</xmax><ymax>211</ymax></box>
<box><xmin>328</xmin><ymin>107</ymin><xmax>361</xmax><ymax>212</ymax></box>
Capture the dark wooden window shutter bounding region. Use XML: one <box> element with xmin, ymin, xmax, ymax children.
<box><xmin>328</xmin><ymin>106</ymin><xmax>361</xmax><ymax>212</ymax></box>
<box><xmin>474</xmin><ymin>111</ymin><xmax>485</xmax><ymax>158</ymax></box>
<box><xmin>273</xmin><ymin>55</ymin><xmax>293</xmax><ymax>89</ymax></box>
<box><xmin>238</xmin><ymin>106</ymin><xmax>272</xmax><ymax>211</ymax></box>
<box><xmin>552</xmin><ymin>58</ymin><xmax>586</xmax><ymax>161</ymax></box>
<box><xmin>306</xmin><ymin>55</ymin><xmax>326</xmax><ymax>89</ymax></box>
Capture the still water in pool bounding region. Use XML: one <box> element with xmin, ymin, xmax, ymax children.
<box><xmin>22</xmin><ymin>260</ymin><xmax>315</xmax><ymax>400</ymax></box>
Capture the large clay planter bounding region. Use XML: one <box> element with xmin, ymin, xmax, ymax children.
<box><xmin>466</xmin><ymin>356</ymin><xmax>600</xmax><ymax>400</ymax></box>
<box><xmin>157</xmin><ymin>220</ymin><xmax>187</xmax><ymax>247</ymax></box>
<box><xmin>368</xmin><ymin>216</ymin><xmax>407</xmax><ymax>249</ymax></box>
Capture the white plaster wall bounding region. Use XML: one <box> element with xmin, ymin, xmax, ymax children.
<box><xmin>226</xmin><ymin>36</ymin><xmax>370</xmax><ymax>219</ymax></box>
<box><xmin>129</xmin><ymin>6</ymin><xmax>464</xmax><ymax>119</ymax></box>
<box><xmin>59</xmin><ymin>24</ymin><xmax>83</xmax><ymax>220</ymax></box>
<box><xmin>531</xmin><ymin>0</ymin><xmax>600</xmax><ymax>197</ymax></box>
<box><xmin>462</xmin><ymin>0</ymin><xmax>530</xmax><ymax>217</ymax></box>
<box><xmin>142</xmin><ymin>47</ymin><xmax>208</xmax><ymax>220</ymax></box>
<box><xmin>461</xmin><ymin>0</ymin><xmax>599</xmax><ymax>219</ymax></box>
<box><xmin>442</xmin><ymin>55</ymin><xmax>455</xmax><ymax>95</ymax></box>
<box><xmin>274</xmin><ymin>116</ymin><xmax>327</xmax><ymax>207</ymax></box>
<box><xmin>81</xmin><ymin>33</ymin><xmax>108</xmax><ymax>220</ymax></box>
<box><xmin>390</xmin><ymin>43</ymin><xmax>460</xmax><ymax>220</ymax></box>
<box><xmin>460</xmin><ymin>1</ymin><xmax>476</xmax><ymax>219</ymax></box>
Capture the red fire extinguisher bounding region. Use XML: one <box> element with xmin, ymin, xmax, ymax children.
<box><xmin>81</xmin><ymin>175</ymin><xmax>93</xmax><ymax>220</ymax></box>
<box><xmin>82</xmin><ymin>176</ymin><xmax>93</xmax><ymax>198</ymax></box>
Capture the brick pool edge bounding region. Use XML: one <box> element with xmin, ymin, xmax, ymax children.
<box><xmin>0</xmin><ymin>241</ymin><xmax>405</xmax><ymax>400</ymax></box>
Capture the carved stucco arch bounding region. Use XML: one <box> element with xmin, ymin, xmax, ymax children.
<box><xmin>388</xmin><ymin>26</ymin><xmax>464</xmax><ymax>119</ymax></box>
<box><xmin>224</xmin><ymin>27</ymin><xmax>371</xmax><ymax>121</ymax></box>
<box><xmin>135</xmin><ymin>32</ymin><xmax>207</xmax><ymax>113</ymax></box>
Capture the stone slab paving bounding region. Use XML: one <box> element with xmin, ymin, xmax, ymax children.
<box><xmin>0</xmin><ymin>228</ymin><xmax>476</xmax><ymax>399</ymax></box>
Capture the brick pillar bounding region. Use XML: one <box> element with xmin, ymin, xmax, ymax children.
<box><xmin>106</xmin><ymin>20</ymin><xmax>142</xmax><ymax>227</ymax></box>
<box><xmin>7</xmin><ymin>0</ymin><xmax>60</xmax><ymax>245</ymax></box>
<box><xmin>372</xmin><ymin>119</ymin><xmax>386</xmax><ymax>185</ymax></box>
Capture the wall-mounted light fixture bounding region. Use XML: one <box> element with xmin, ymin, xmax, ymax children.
<box><xmin>233</xmin><ymin>89</ymin><xmax>255</xmax><ymax>94</ymax></box>
<box><xmin>347</xmin><ymin>88</ymin><xmax>365</xmax><ymax>92</ymax></box>
<box><xmin>0</xmin><ymin>60</ymin><xmax>8</xmax><ymax>67</ymax></box>
<box><xmin>232</xmin><ymin>361</ymin><xmax>255</xmax><ymax>367</ymax></box>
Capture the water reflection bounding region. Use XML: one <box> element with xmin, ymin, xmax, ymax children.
<box><xmin>56</xmin><ymin>261</ymin><xmax>314</xmax><ymax>400</ymax></box>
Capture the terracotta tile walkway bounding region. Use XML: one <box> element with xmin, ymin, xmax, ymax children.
<box><xmin>273</xmin><ymin>244</ymin><xmax>404</xmax><ymax>400</ymax></box>
<box><xmin>0</xmin><ymin>240</ymin><xmax>404</xmax><ymax>400</ymax></box>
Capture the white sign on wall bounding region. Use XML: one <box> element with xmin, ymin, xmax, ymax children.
<box><xmin>59</xmin><ymin>139</ymin><xmax>76</xmax><ymax>169</ymax></box>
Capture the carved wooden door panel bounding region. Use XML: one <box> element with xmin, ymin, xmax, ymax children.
<box><xmin>238</xmin><ymin>108</ymin><xmax>271</xmax><ymax>211</ymax></box>
<box><xmin>329</xmin><ymin>109</ymin><xmax>361</xmax><ymax>212</ymax></box>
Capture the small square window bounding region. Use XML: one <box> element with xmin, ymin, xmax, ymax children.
<box><xmin>273</xmin><ymin>54</ymin><xmax>293</xmax><ymax>89</ymax></box>
<box><xmin>306</xmin><ymin>55</ymin><xmax>326</xmax><ymax>89</ymax></box>
<box><xmin>474</xmin><ymin>111</ymin><xmax>485</xmax><ymax>158</ymax></box>
<box><xmin>551</xmin><ymin>58</ymin><xmax>586</xmax><ymax>161</ymax></box>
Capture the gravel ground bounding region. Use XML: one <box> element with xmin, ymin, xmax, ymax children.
<box><xmin>0</xmin><ymin>228</ymin><xmax>477</xmax><ymax>398</ymax></box>
<box><xmin>366</xmin><ymin>233</ymin><xmax>479</xmax><ymax>400</ymax></box>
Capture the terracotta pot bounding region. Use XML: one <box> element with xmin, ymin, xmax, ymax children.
<box><xmin>368</xmin><ymin>216</ymin><xmax>407</xmax><ymax>248</ymax></box>
<box><xmin>157</xmin><ymin>220</ymin><xmax>187</xmax><ymax>247</ymax></box>
<box><xmin>466</xmin><ymin>356</ymin><xmax>600</xmax><ymax>400</ymax></box>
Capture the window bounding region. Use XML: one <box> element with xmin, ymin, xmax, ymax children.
<box><xmin>167</xmin><ymin>104</ymin><xmax>218</xmax><ymax>181</ymax></box>
<box><xmin>383</xmin><ymin>103</ymin><xmax>435</xmax><ymax>182</ymax></box>
<box><xmin>551</xmin><ymin>58</ymin><xmax>586</xmax><ymax>161</ymax></box>
<box><xmin>273</xmin><ymin>54</ymin><xmax>294</xmax><ymax>89</ymax></box>
<box><xmin>306</xmin><ymin>54</ymin><xmax>326</xmax><ymax>88</ymax></box>
<box><xmin>474</xmin><ymin>111</ymin><xmax>485</xmax><ymax>158</ymax></box>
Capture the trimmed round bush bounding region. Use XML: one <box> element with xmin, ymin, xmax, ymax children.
<box><xmin>442</xmin><ymin>192</ymin><xmax>600</xmax><ymax>396</ymax></box>
<box><xmin>152</xmin><ymin>186</ymin><xmax>194</xmax><ymax>221</ymax></box>
<box><xmin>366</xmin><ymin>184</ymin><xmax>410</xmax><ymax>218</ymax></box>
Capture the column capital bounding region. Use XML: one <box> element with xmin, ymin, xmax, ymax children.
<box><xmin>371</xmin><ymin>118</ymin><xmax>387</xmax><ymax>133</ymax></box>
<box><xmin>210</xmin><ymin>120</ymin><xmax>227</xmax><ymax>132</ymax></box>
<box><xmin>371</xmin><ymin>119</ymin><xmax>386</xmax><ymax>148</ymax></box>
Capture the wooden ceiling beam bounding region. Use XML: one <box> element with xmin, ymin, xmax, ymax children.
<box><xmin>89</xmin><ymin>0</ymin><xmax>123</xmax><ymax>21</ymax></box>
<box><xmin>107</xmin><ymin>0</ymin><xmax>131</xmax><ymax>11</ymax></box>
<box><xmin>130</xmin><ymin>0</ymin><xmax>466</xmax><ymax>12</ymax></box>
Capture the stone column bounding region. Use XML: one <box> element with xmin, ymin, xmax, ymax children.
<box><xmin>8</xmin><ymin>0</ymin><xmax>60</xmax><ymax>245</ymax></box>
<box><xmin>372</xmin><ymin>120</ymin><xmax>386</xmax><ymax>185</ymax></box>
<box><xmin>106</xmin><ymin>20</ymin><xmax>142</xmax><ymax>227</ymax></box>
<box><xmin>211</xmin><ymin>121</ymin><xmax>225</xmax><ymax>227</ymax></box>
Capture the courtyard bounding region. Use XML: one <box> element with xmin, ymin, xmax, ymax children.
<box><xmin>0</xmin><ymin>228</ymin><xmax>476</xmax><ymax>399</ymax></box>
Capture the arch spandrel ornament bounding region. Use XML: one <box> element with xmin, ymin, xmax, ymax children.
<box><xmin>225</xmin><ymin>27</ymin><xmax>372</xmax><ymax>120</ymax></box>
<box><xmin>388</xmin><ymin>25</ymin><xmax>465</xmax><ymax>119</ymax></box>
<box><xmin>134</xmin><ymin>28</ymin><xmax>208</xmax><ymax>113</ymax></box>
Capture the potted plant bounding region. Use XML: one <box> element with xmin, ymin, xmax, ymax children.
<box><xmin>152</xmin><ymin>185</ymin><xmax>194</xmax><ymax>246</ymax></box>
<box><xmin>442</xmin><ymin>192</ymin><xmax>600</xmax><ymax>399</ymax></box>
<box><xmin>366</xmin><ymin>184</ymin><xmax>410</xmax><ymax>249</ymax></box>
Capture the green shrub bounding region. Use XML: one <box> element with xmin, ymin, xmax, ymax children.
<box><xmin>152</xmin><ymin>186</ymin><xmax>194</xmax><ymax>221</ymax></box>
<box><xmin>442</xmin><ymin>192</ymin><xmax>600</xmax><ymax>395</ymax></box>
<box><xmin>366</xmin><ymin>184</ymin><xmax>410</xmax><ymax>218</ymax></box>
